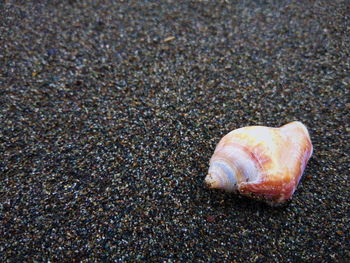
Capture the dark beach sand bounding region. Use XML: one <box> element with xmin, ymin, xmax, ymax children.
<box><xmin>1</xmin><ymin>0</ymin><xmax>349</xmax><ymax>262</ymax></box>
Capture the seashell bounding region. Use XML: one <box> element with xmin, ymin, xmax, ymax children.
<box><xmin>205</xmin><ymin>121</ymin><xmax>313</xmax><ymax>205</ymax></box>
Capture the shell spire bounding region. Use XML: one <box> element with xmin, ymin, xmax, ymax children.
<box><xmin>205</xmin><ymin>121</ymin><xmax>313</xmax><ymax>205</ymax></box>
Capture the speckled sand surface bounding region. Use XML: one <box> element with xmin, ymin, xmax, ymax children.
<box><xmin>1</xmin><ymin>0</ymin><xmax>349</xmax><ymax>262</ymax></box>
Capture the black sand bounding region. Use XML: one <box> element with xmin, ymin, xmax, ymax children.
<box><xmin>1</xmin><ymin>0</ymin><xmax>349</xmax><ymax>262</ymax></box>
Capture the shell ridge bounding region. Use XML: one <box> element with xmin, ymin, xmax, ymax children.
<box><xmin>216</xmin><ymin>161</ymin><xmax>237</xmax><ymax>186</ymax></box>
<box><xmin>221</xmin><ymin>142</ymin><xmax>265</xmax><ymax>184</ymax></box>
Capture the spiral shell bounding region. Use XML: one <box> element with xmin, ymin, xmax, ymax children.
<box><xmin>205</xmin><ymin>121</ymin><xmax>313</xmax><ymax>205</ymax></box>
